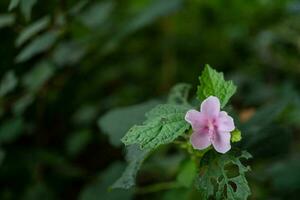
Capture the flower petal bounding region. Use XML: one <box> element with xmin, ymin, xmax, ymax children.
<box><xmin>190</xmin><ymin>131</ymin><xmax>211</xmax><ymax>150</ymax></box>
<box><xmin>218</xmin><ymin>111</ymin><xmax>235</xmax><ymax>132</ymax></box>
<box><xmin>200</xmin><ymin>96</ymin><xmax>220</xmax><ymax>118</ymax></box>
<box><xmin>212</xmin><ymin>131</ymin><xmax>231</xmax><ymax>154</ymax></box>
<box><xmin>185</xmin><ymin>109</ymin><xmax>207</xmax><ymax>131</ymax></box>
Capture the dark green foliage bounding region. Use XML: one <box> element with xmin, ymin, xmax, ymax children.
<box><xmin>0</xmin><ymin>0</ymin><xmax>300</xmax><ymax>199</ymax></box>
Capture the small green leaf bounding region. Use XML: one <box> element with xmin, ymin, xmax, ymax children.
<box><xmin>0</xmin><ymin>14</ymin><xmax>15</xmax><ymax>28</ymax></box>
<box><xmin>176</xmin><ymin>160</ymin><xmax>197</xmax><ymax>187</ymax></box>
<box><xmin>196</xmin><ymin>151</ymin><xmax>252</xmax><ymax>200</ymax></box>
<box><xmin>197</xmin><ymin>65</ymin><xmax>237</xmax><ymax>108</ymax></box>
<box><xmin>0</xmin><ymin>118</ymin><xmax>24</xmax><ymax>144</ymax></box>
<box><xmin>231</xmin><ymin>129</ymin><xmax>242</xmax><ymax>143</ymax></box>
<box><xmin>0</xmin><ymin>70</ymin><xmax>18</xmax><ymax>97</ymax></box>
<box><xmin>16</xmin><ymin>16</ymin><xmax>51</xmax><ymax>47</ymax></box>
<box><xmin>20</xmin><ymin>0</ymin><xmax>37</xmax><ymax>20</ymax></box>
<box><xmin>167</xmin><ymin>83</ymin><xmax>191</xmax><ymax>105</ymax></box>
<box><xmin>16</xmin><ymin>31</ymin><xmax>59</xmax><ymax>63</ymax></box>
<box><xmin>22</xmin><ymin>61</ymin><xmax>54</xmax><ymax>92</ymax></box>
<box><xmin>13</xmin><ymin>94</ymin><xmax>34</xmax><ymax>115</ymax></box>
<box><xmin>78</xmin><ymin>1</ymin><xmax>114</xmax><ymax>28</ymax></box>
<box><xmin>112</xmin><ymin>145</ymin><xmax>150</xmax><ymax>189</ymax></box>
<box><xmin>8</xmin><ymin>0</ymin><xmax>20</xmax><ymax>11</ymax></box>
<box><xmin>121</xmin><ymin>104</ymin><xmax>190</xmax><ymax>150</ymax></box>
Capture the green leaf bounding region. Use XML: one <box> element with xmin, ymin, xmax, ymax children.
<box><xmin>167</xmin><ymin>83</ymin><xmax>191</xmax><ymax>105</ymax></box>
<box><xmin>0</xmin><ymin>70</ymin><xmax>18</xmax><ymax>97</ymax></box>
<box><xmin>22</xmin><ymin>61</ymin><xmax>54</xmax><ymax>92</ymax></box>
<box><xmin>52</xmin><ymin>41</ymin><xmax>86</xmax><ymax>66</ymax></box>
<box><xmin>112</xmin><ymin>145</ymin><xmax>150</xmax><ymax>189</ymax></box>
<box><xmin>66</xmin><ymin>130</ymin><xmax>92</xmax><ymax>157</ymax></box>
<box><xmin>8</xmin><ymin>0</ymin><xmax>20</xmax><ymax>11</ymax></box>
<box><xmin>78</xmin><ymin>1</ymin><xmax>114</xmax><ymax>28</ymax></box>
<box><xmin>176</xmin><ymin>160</ymin><xmax>197</xmax><ymax>188</ymax></box>
<box><xmin>16</xmin><ymin>16</ymin><xmax>51</xmax><ymax>47</ymax></box>
<box><xmin>98</xmin><ymin>100</ymin><xmax>160</xmax><ymax>147</ymax></box>
<box><xmin>0</xmin><ymin>14</ymin><xmax>15</xmax><ymax>28</ymax></box>
<box><xmin>20</xmin><ymin>0</ymin><xmax>38</xmax><ymax>20</ymax></box>
<box><xmin>197</xmin><ymin>65</ymin><xmax>237</xmax><ymax>108</ymax></box>
<box><xmin>16</xmin><ymin>31</ymin><xmax>59</xmax><ymax>63</ymax></box>
<box><xmin>13</xmin><ymin>94</ymin><xmax>34</xmax><ymax>115</ymax></box>
<box><xmin>122</xmin><ymin>104</ymin><xmax>190</xmax><ymax>150</ymax></box>
<box><xmin>196</xmin><ymin>151</ymin><xmax>252</xmax><ymax>200</ymax></box>
<box><xmin>79</xmin><ymin>162</ymin><xmax>133</xmax><ymax>200</ymax></box>
<box><xmin>0</xmin><ymin>118</ymin><xmax>24</xmax><ymax>144</ymax></box>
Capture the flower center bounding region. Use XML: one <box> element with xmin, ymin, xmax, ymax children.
<box><xmin>206</xmin><ymin>118</ymin><xmax>218</xmax><ymax>139</ymax></box>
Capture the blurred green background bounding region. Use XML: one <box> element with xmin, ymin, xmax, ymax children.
<box><xmin>0</xmin><ymin>0</ymin><xmax>300</xmax><ymax>199</ymax></box>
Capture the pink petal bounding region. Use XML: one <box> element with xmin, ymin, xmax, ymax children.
<box><xmin>218</xmin><ymin>111</ymin><xmax>235</xmax><ymax>132</ymax></box>
<box><xmin>190</xmin><ymin>131</ymin><xmax>211</xmax><ymax>150</ymax></box>
<box><xmin>185</xmin><ymin>110</ymin><xmax>207</xmax><ymax>131</ymax></box>
<box><xmin>212</xmin><ymin>131</ymin><xmax>231</xmax><ymax>154</ymax></box>
<box><xmin>200</xmin><ymin>96</ymin><xmax>220</xmax><ymax>118</ymax></box>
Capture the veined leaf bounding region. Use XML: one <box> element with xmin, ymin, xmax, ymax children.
<box><xmin>196</xmin><ymin>151</ymin><xmax>252</xmax><ymax>200</ymax></box>
<box><xmin>122</xmin><ymin>104</ymin><xmax>190</xmax><ymax>150</ymax></box>
<box><xmin>197</xmin><ymin>65</ymin><xmax>237</xmax><ymax>108</ymax></box>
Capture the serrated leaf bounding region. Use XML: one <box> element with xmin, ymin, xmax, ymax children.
<box><xmin>197</xmin><ymin>65</ymin><xmax>237</xmax><ymax>108</ymax></box>
<box><xmin>112</xmin><ymin>145</ymin><xmax>150</xmax><ymax>189</ymax></box>
<box><xmin>0</xmin><ymin>70</ymin><xmax>18</xmax><ymax>97</ymax></box>
<box><xmin>196</xmin><ymin>151</ymin><xmax>251</xmax><ymax>200</ymax></box>
<box><xmin>122</xmin><ymin>104</ymin><xmax>190</xmax><ymax>150</ymax></box>
<box><xmin>16</xmin><ymin>16</ymin><xmax>50</xmax><ymax>47</ymax></box>
<box><xmin>98</xmin><ymin>100</ymin><xmax>160</xmax><ymax>147</ymax></box>
<box><xmin>167</xmin><ymin>83</ymin><xmax>191</xmax><ymax>105</ymax></box>
<box><xmin>16</xmin><ymin>31</ymin><xmax>59</xmax><ymax>63</ymax></box>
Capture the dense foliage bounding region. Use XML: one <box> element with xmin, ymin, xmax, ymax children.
<box><xmin>0</xmin><ymin>0</ymin><xmax>300</xmax><ymax>199</ymax></box>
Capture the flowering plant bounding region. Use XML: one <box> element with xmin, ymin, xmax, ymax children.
<box><xmin>110</xmin><ymin>65</ymin><xmax>251</xmax><ymax>199</ymax></box>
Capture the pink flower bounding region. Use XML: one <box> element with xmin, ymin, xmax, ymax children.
<box><xmin>185</xmin><ymin>96</ymin><xmax>235</xmax><ymax>154</ymax></box>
